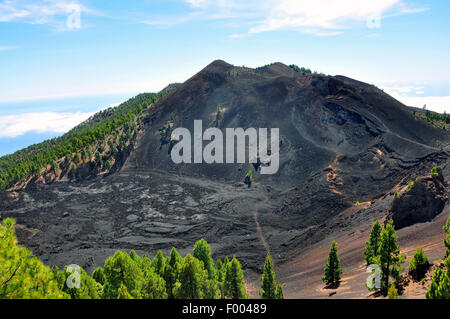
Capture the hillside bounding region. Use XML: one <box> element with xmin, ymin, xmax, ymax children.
<box><xmin>0</xmin><ymin>60</ymin><xmax>449</xmax><ymax>298</ymax></box>
<box><xmin>0</xmin><ymin>93</ymin><xmax>163</xmax><ymax>190</ymax></box>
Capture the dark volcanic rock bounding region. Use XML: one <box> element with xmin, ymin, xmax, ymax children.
<box><xmin>1</xmin><ymin>60</ymin><xmax>450</xmax><ymax>279</ymax></box>
<box><xmin>388</xmin><ymin>169</ymin><xmax>449</xmax><ymax>229</ymax></box>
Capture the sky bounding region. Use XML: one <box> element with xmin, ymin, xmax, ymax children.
<box><xmin>0</xmin><ymin>0</ymin><xmax>449</xmax><ymax>156</ymax></box>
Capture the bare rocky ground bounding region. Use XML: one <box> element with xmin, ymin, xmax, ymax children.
<box><xmin>0</xmin><ymin>169</ymin><xmax>278</xmax><ymax>283</ymax></box>
<box><xmin>1</xmin><ymin>163</ymin><xmax>449</xmax><ymax>299</ymax></box>
<box><xmin>1</xmin><ymin>60</ymin><xmax>450</xmax><ymax>298</ymax></box>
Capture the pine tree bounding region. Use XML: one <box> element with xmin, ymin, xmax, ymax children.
<box><xmin>52</xmin><ymin>265</ymin><xmax>101</xmax><ymax>299</ymax></box>
<box><xmin>193</xmin><ymin>239</ymin><xmax>215</xmax><ymax>279</ymax></box>
<box><xmin>163</xmin><ymin>247</ymin><xmax>182</xmax><ymax>299</ymax></box>
<box><xmin>92</xmin><ymin>267</ymin><xmax>106</xmax><ymax>285</ymax></box>
<box><xmin>260</xmin><ymin>254</ymin><xmax>277</xmax><ymax>298</ymax></box>
<box><xmin>193</xmin><ymin>238</ymin><xmax>218</xmax><ymax>298</ymax></box>
<box><xmin>364</xmin><ymin>220</ymin><xmax>382</xmax><ymax>265</ymax></box>
<box><xmin>103</xmin><ymin>250</ymin><xmax>144</xmax><ymax>299</ymax></box>
<box><xmin>408</xmin><ymin>248</ymin><xmax>429</xmax><ymax>280</ymax></box>
<box><xmin>216</xmin><ymin>259</ymin><xmax>226</xmax><ymax>299</ymax></box>
<box><xmin>322</xmin><ymin>240</ymin><xmax>342</xmax><ymax>286</ymax></box>
<box><xmin>378</xmin><ymin>219</ymin><xmax>406</xmax><ymax>295</ymax></box>
<box><xmin>224</xmin><ymin>257</ymin><xmax>247</xmax><ymax>299</ymax></box>
<box><xmin>430</xmin><ymin>167</ymin><xmax>438</xmax><ymax>177</ymax></box>
<box><xmin>141</xmin><ymin>270</ymin><xmax>167</xmax><ymax>299</ymax></box>
<box><xmin>275</xmin><ymin>284</ymin><xmax>284</xmax><ymax>299</ymax></box>
<box><xmin>152</xmin><ymin>250</ymin><xmax>166</xmax><ymax>277</ymax></box>
<box><xmin>175</xmin><ymin>254</ymin><xmax>208</xmax><ymax>299</ymax></box>
<box><xmin>426</xmin><ymin>219</ymin><xmax>450</xmax><ymax>299</ymax></box>
<box><xmin>426</xmin><ymin>257</ymin><xmax>450</xmax><ymax>299</ymax></box>
<box><xmin>444</xmin><ymin>217</ymin><xmax>450</xmax><ymax>257</ymax></box>
<box><xmin>0</xmin><ymin>218</ymin><xmax>68</xmax><ymax>299</ymax></box>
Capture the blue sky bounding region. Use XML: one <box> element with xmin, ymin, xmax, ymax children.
<box><xmin>0</xmin><ymin>0</ymin><xmax>449</xmax><ymax>156</ymax></box>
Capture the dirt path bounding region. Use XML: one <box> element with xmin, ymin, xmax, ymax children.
<box><xmin>254</xmin><ymin>195</ymin><xmax>270</xmax><ymax>256</ymax></box>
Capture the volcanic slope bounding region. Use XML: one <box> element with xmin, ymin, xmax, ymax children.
<box><xmin>128</xmin><ymin>60</ymin><xmax>449</xmax><ymax>190</ymax></box>
<box><xmin>1</xmin><ymin>60</ymin><xmax>449</xmax><ymax>298</ymax></box>
<box><xmin>126</xmin><ymin>59</ymin><xmax>450</xmax><ymax>253</ymax></box>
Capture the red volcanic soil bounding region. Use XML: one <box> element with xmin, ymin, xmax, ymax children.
<box><xmin>275</xmin><ymin>205</ymin><xmax>449</xmax><ymax>299</ymax></box>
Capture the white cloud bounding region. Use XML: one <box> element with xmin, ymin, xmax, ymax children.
<box><xmin>0</xmin><ymin>0</ymin><xmax>94</xmax><ymax>29</ymax></box>
<box><xmin>182</xmin><ymin>0</ymin><xmax>426</xmax><ymax>37</ymax></box>
<box><xmin>389</xmin><ymin>94</ymin><xmax>450</xmax><ymax>114</ymax></box>
<box><xmin>381</xmin><ymin>85</ymin><xmax>450</xmax><ymax>113</ymax></box>
<box><xmin>0</xmin><ymin>111</ymin><xmax>93</xmax><ymax>138</ymax></box>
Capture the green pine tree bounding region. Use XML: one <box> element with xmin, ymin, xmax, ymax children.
<box><xmin>0</xmin><ymin>218</ymin><xmax>68</xmax><ymax>299</ymax></box>
<box><xmin>426</xmin><ymin>257</ymin><xmax>450</xmax><ymax>299</ymax></box>
<box><xmin>426</xmin><ymin>218</ymin><xmax>450</xmax><ymax>299</ymax></box>
<box><xmin>275</xmin><ymin>284</ymin><xmax>284</xmax><ymax>299</ymax></box>
<box><xmin>175</xmin><ymin>254</ymin><xmax>208</xmax><ymax>299</ymax></box>
<box><xmin>408</xmin><ymin>248</ymin><xmax>429</xmax><ymax>280</ymax></box>
<box><xmin>430</xmin><ymin>166</ymin><xmax>438</xmax><ymax>177</ymax></box>
<box><xmin>152</xmin><ymin>250</ymin><xmax>166</xmax><ymax>277</ymax></box>
<box><xmin>193</xmin><ymin>239</ymin><xmax>215</xmax><ymax>279</ymax></box>
<box><xmin>224</xmin><ymin>257</ymin><xmax>247</xmax><ymax>299</ymax></box>
<box><xmin>52</xmin><ymin>265</ymin><xmax>101</xmax><ymax>299</ymax></box>
<box><xmin>141</xmin><ymin>270</ymin><xmax>167</xmax><ymax>299</ymax></box>
<box><xmin>163</xmin><ymin>247</ymin><xmax>182</xmax><ymax>299</ymax></box>
<box><xmin>322</xmin><ymin>240</ymin><xmax>342</xmax><ymax>286</ymax></box>
<box><xmin>364</xmin><ymin>220</ymin><xmax>382</xmax><ymax>265</ymax></box>
<box><xmin>216</xmin><ymin>259</ymin><xmax>226</xmax><ymax>299</ymax></box>
<box><xmin>260</xmin><ymin>254</ymin><xmax>277</xmax><ymax>299</ymax></box>
<box><xmin>378</xmin><ymin>219</ymin><xmax>406</xmax><ymax>295</ymax></box>
<box><xmin>444</xmin><ymin>217</ymin><xmax>450</xmax><ymax>257</ymax></box>
<box><xmin>103</xmin><ymin>250</ymin><xmax>144</xmax><ymax>299</ymax></box>
<box><xmin>193</xmin><ymin>239</ymin><xmax>217</xmax><ymax>298</ymax></box>
<box><xmin>92</xmin><ymin>267</ymin><xmax>106</xmax><ymax>285</ymax></box>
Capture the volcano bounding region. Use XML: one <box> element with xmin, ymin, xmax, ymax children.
<box><xmin>1</xmin><ymin>60</ymin><xmax>449</xmax><ymax>298</ymax></box>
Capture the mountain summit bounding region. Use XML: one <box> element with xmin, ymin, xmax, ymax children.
<box><xmin>127</xmin><ymin>60</ymin><xmax>449</xmax><ymax>193</ymax></box>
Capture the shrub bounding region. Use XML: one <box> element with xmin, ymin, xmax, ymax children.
<box><xmin>387</xmin><ymin>284</ymin><xmax>398</xmax><ymax>299</ymax></box>
<box><xmin>409</xmin><ymin>248</ymin><xmax>429</xmax><ymax>280</ymax></box>
<box><xmin>431</xmin><ymin>167</ymin><xmax>438</xmax><ymax>177</ymax></box>
<box><xmin>406</xmin><ymin>181</ymin><xmax>414</xmax><ymax>192</ymax></box>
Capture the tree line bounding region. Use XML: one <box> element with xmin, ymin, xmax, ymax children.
<box><xmin>0</xmin><ymin>92</ymin><xmax>163</xmax><ymax>191</ymax></box>
<box><xmin>0</xmin><ymin>218</ymin><xmax>283</xmax><ymax>299</ymax></box>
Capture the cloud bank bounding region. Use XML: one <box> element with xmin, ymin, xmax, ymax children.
<box><xmin>0</xmin><ymin>111</ymin><xmax>93</xmax><ymax>138</ymax></box>
<box><xmin>182</xmin><ymin>0</ymin><xmax>427</xmax><ymax>37</ymax></box>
